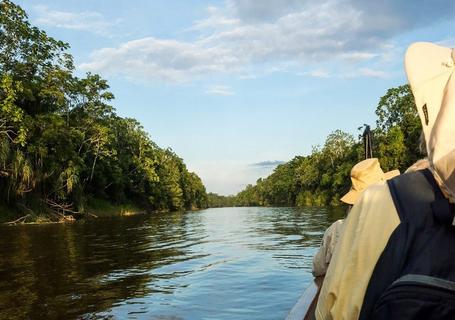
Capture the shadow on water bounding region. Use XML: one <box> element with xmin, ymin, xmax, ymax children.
<box><xmin>0</xmin><ymin>207</ymin><xmax>342</xmax><ymax>320</ymax></box>
<box><xmin>0</xmin><ymin>212</ymin><xmax>207</xmax><ymax>319</ymax></box>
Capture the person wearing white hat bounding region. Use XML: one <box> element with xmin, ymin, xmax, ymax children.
<box><xmin>316</xmin><ymin>42</ymin><xmax>455</xmax><ymax>320</ymax></box>
<box><xmin>312</xmin><ymin>158</ymin><xmax>399</xmax><ymax>277</ymax></box>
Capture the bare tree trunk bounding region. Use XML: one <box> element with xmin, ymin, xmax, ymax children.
<box><xmin>90</xmin><ymin>144</ymin><xmax>100</xmax><ymax>182</ymax></box>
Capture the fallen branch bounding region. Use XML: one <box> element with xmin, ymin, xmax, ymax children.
<box><xmin>40</xmin><ymin>199</ymin><xmax>76</xmax><ymax>222</ymax></box>
<box><xmin>4</xmin><ymin>214</ymin><xmax>31</xmax><ymax>225</ymax></box>
<box><xmin>86</xmin><ymin>212</ymin><xmax>98</xmax><ymax>218</ymax></box>
<box><xmin>48</xmin><ymin>210</ymin><xmax>75</xmax><ymax>222</ymax></box>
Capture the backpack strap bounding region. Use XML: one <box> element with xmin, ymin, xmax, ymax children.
<box><xmin>360</xmin><ymin>169</ymin><xmax>455</xmax><ymax>320</ymax></box>
<box><xmin>386</xmin><ymin>169</ymin><xmax>439</xmax><ymax>225</ymax></box>
<box><xmin>359</xmin><ymin>169</ymin><xmax>440</xmax><ymax>320</ymax></box>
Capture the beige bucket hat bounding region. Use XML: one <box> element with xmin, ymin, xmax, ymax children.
<box><xmin>340</xmin><ymin>158</ymin><xmax>400</xmax><ymax>205</ymax></box>
<box><xmin>405</xmin><ymin>42</ymin><xmax>455</xmax><ymax>202</ymax></box>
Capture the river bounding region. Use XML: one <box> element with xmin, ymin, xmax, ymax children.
<box><xmin>0</xmin><ymin>207</ymin><xmax>344</xmax><ymax>320</ymax></box>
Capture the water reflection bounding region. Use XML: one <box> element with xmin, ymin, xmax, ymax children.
<box><xmin>0</xmin><ymin>207</ymin><xmax>342</xmax><ymax>320</ymax></box>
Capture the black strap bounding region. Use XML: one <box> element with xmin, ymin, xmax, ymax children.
<box><xmin>386</xmin><ymin>169</ymin><xmax>455</xmax><ymax>226</ymax></box>
<box><xmin>421</xmin><ymin>169</ymin><xmax>445</xmax><ymax>200</ymax></box>
<box><xmin>387</xmin><ymin>169</ymin><xmax>436</xmax><ymax>223</ymax></box>
<box><xmin>392</xmin><ymin>274</ymin><xmax>455</xmax><ymax>293</ymax></box>
<box><xmin>420</xmin><ymin>169</ymin><xmax>455</xmax><ymax>225</ymax></box>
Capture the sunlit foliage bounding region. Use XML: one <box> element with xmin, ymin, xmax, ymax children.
<box><xmin>0</xmin><ymin>0</ymin><xmax>207</xmax><ymax>221</ymax></box>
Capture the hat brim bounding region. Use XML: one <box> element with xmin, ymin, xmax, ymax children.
<box><xmin>340</xmin><ymin>189</ymin><xmax>359</xmax><ymax>205</ymax></box>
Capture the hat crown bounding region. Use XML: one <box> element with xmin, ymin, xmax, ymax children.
<box><xmin>350</xmin><ymin>158</ymin><xmax>385</xmax><ymax>192</ymax></box>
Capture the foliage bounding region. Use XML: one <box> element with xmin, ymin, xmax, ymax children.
<box><xmin>207</xmin><ymin>193</ymin><xmax>236</xmax><ymax>208</ymax></box>
<box><xmin>231</xmin><ymin>84</ymin><xmax>422</xmax><ymax>207</ymax></box>
<box><xmin>374</xmin><ymin>84</ymin><xmax>421</xmax><ymax>170</ymax></box>
<box><xmin>0</xmin><ymin>0</ymin><xmax>207</xmax><ymax>221</ymax></box>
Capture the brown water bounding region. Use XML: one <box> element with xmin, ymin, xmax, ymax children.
<box><xmin>0</xmin><ymin>206</ymin><xmax>343</xmax><ymax>320</ymax></box>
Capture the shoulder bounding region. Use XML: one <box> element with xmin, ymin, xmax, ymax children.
<box><xmin>354</xmin><ymin>181</ymin><xmax>395</xmax><ymax>215</ymax></box>
<box><xmin>322</xmin><ymin>219</ymin><xmax>344</xmax><ymax>240</ymax></box>
<box><xmin>346</xmin><ymin>181</ymin><xmax>398</xmax><ymax>236</ymax></box>
<box><xmin>326</xmin><ymin>219</ymin><xmax>344</xmax><ymax>233</ymax></box>
<box><xmin>361</xmin><ymin>181</ymin><xmax>392</xmax><ymax>202</ymax></box>
<box><xmin>331</xmin><ymin>219</ymin><xmax>344</xmax><ymax>235</ymax></box>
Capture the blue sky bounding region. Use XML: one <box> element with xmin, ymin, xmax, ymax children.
<box><xmin>14</xmin><ymin>0</ymin><xmax>455</xmax><ymax>195</ymax></box>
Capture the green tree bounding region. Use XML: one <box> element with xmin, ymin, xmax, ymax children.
<box><xmin>375</xmin><ymin>84</ymin><xmax>422</xmax><ymax>169</ymax></box>
<box><xmin>0</xmin><ymin>0</ymin><xmax>207</xmax><ymax>222</ymax></box>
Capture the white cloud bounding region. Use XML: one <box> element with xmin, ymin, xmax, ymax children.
<box><xmin>80</xmin><ymin>37</ymin><xmax>241</xmax><ymax>82</ymax></box>
<box><xmin>79</xmin><ymin>0</ymin><xmax>455</xmax><ymax>82</ymax></box>
<box><xmin>338</xmin><ymin>52</ymin><xmax>379</xmax><ymax>63</ymax></box>
<box><xmin>206</xmin><ymin>85</ymin><xmax>235</xmax><ymax>96</ymax></box>
<box><xmin>190</xmin><ymin>6</ymin><xmax>240</xmax><ymax>31</ymax></box>
<box><xmin>344</xmin><ymin>68</ymin><xmax>389</xmax><ymax>78</ymax></box>
<box><xmin>34</xmin><ymin>5</ymin><xmax>119</xmax><ymax>36</ymax></box>
<box><xmin>301</xmin><ymin>70</ymin><xmax>330</xmax><ymax>78</ymax></box>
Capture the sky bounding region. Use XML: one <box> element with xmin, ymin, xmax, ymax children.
<box><xmin>14</xmin><ymin>0</ymin><xmax>455</xmax><ymax>195</ymax></box>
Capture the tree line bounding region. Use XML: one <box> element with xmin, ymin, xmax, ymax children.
<box><xmin>0</xmin><ymin>1</ymin><xmax>207</xmax><ymax>222</ymax></box>
<box><xmin>208</xmin><ymin>85</ymin><xmax>422</xmax><ymax>208</ymax></box>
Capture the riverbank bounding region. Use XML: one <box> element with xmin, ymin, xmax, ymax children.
<box><xmin>0</xmin><ymin>198</ymin><xmax>147</xmax><ymax>225</ymax></box>
<box><xmin>87</xmin><ymin>198</ymin><xmax>146</xmax><ymax>218</ymax></box>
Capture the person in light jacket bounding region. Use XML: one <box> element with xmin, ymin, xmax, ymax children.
<box><xmin>312</xmin><ymin>158</ymin><xmax>399</xmax><ymax>277</ymax></box>
<box><xmin>316</xmin><ymin>42</ymin><xmax>455</xmax><ymax>320</ymax></box>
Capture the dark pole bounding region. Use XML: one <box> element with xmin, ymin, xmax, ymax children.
<box><xmin>362</xmin><ymin>125</ymin><xmax>373</xmax><ymax>160</ymax></box>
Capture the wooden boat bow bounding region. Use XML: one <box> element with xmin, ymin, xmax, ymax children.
<box><xmin>286</xmin><ymin>276</ymin><xmax>324</xmax><ymax>320</ymax></box>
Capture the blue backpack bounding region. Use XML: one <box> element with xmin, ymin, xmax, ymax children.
<box><xmin>359</xmin><ymin>169</ymin><xmax>455</xmax><ymax>320</ymax></box>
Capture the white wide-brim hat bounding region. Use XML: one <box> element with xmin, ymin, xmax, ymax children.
<box><xmin>405</xmin><ymin>42</ymin><xmax>455</xmax><ymax>202</ymax></box>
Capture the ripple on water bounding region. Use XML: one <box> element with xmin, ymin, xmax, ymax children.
<box><xmin>0</xmin><ymin>206</ymin><xmax>342</xmax><ymax>320</ymax></box>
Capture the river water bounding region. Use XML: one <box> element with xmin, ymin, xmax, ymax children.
<box><xmin>0</xmin><ymin>207</ymin><xmax>344</xmax><ymax>320</ymax></box>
